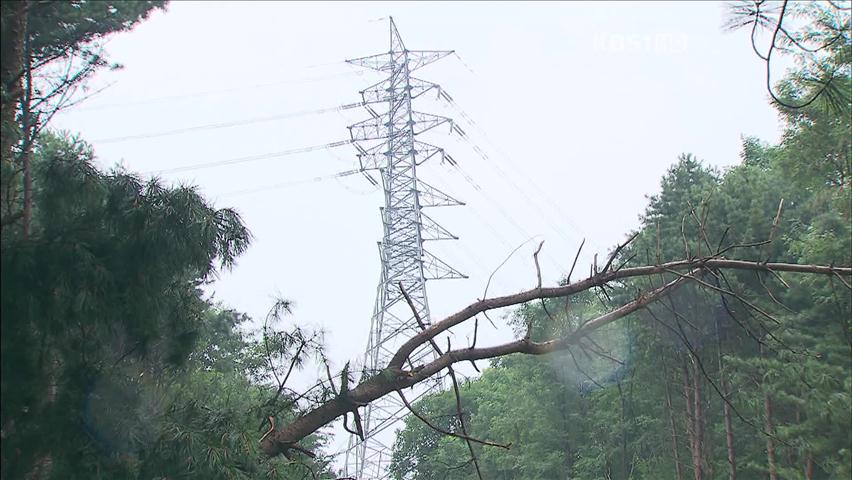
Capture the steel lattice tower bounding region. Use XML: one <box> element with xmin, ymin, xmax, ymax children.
<box><xmin>343</xmin><ymin>17</ymin><xmax>465</xmax><ymax>479</ymax></box>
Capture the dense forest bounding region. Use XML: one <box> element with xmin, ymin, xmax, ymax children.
<box><xmin>1</xmin><ymin>2</ymin><xmax>849</xmax><ymax>480</ymax></box>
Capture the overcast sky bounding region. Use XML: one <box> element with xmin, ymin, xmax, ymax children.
<box><xmin>52</xmin><ymin>0</ymin><xmax>788</xmax><ymax>461</ymax></box>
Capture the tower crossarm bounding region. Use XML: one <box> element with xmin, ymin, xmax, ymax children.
<box><xmin>348</xmin><ymin>111</ymin><xmax>452</xmax><ymax>142</ymax></box>
<box><xmin>357</xmin><ymin>141</ymin><xmax>446</xmax><ymax>171</ymax></box>
<box><xmin>346</xmin><ymin>50</ymin><xmax>454</xmax><ymax>73</ymax></box>
<box><xmin>417</xmin><ymin>180</ymin><xmax>465</xmax><ymax>207</ymax></box>
<box><xmin>360</xmin><ymin>77</ymin><xmax>442</xmax><ymax>104</ymax></box>
<box><xmin>422</xmin><ymin>250</ymin><xmax>467</xmax><ymax>280</ymax></box>
<box><xmin>419</xmin><ymin>211</ymin><xmax>459</xmax><ymax>241</ymax></box>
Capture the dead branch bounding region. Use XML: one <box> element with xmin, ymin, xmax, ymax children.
<box><xmin>602</xmin><ymin>232</ymin><xmax>639</xmax><ymax>274</ymax></box>
<box><xmin>447</xmin><ymin>349</ymin><xmax>485</xmax><ymax>480</ymax></box>
<box><xmin>483</xmin><ymin>236</ymin><xmax>538</xmax><ymax>300</ymax></box>
<box><xmin>663</xmin><ymin>267</ymin><xmax>781</xmax><ymax>325</ymax></box>
<box><xmin>533</xmin><ymin>240</ymin><xmax>545</xmax><ymax>289</ymax></box>
<box><xmin>567</xmin><ymin>238</ymin><xmax>585</xmax><ymax>284</ymax></box>
<box><xmin>389</xmin><ymin>258</ymin><xmax>849</xmax><ymax>371</ymax></box>
<box><xmin>401</xmin><ymin>282</ymin><xmax>490</xmax><ymax>478</ymax></box>
<box><xmin>259</xmin><ymin>258</ymin><xmax>851</xmax><ymax>456</ymax></box>
<box><xmin>833</xmin><ymin>270</ymin><xmax>852</xmax><ymax>291</ymax></box>
<box><xmin>396</xmin><ymin>390</ymin><xmax>510</xmax><ymax>449</ymax></box>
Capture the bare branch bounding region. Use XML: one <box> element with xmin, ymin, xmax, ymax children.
<box><xmin>764</xmin><ymin>198</ymin><xmax>784</xmax><ymax>261</ymax></box>
<box><xmin>566</xmin><ymin>346</ymin><xmax>607</xmax><ymax>389</ymax></box>
<box><xmin>681</xmin><ymin>214</ymin><xmax>691</xmax><ymax>259</ymax></box>
<box><xmin>602</xmin><ymin>232</ymin><xmax>640</xmax><ymax>274</ymax></box>
<box><xmin>483</xmin><ymin>236</ymin><xmax>538</xmax><ymax>299</ymax></box>
<box><xmin>533</xmin><ymin>240</ymin><xmax>545</xmax><ymax>289</ymax></box>
<box><xmin>567</xmin><ymin>238</ymin><xmax>585</xmax><ymax>284</ymax></box>
<box><xmin>325</xmin><ymin>363</ymin><xmax>338</xmax><ymax>396</ymax></box>
<box><xmin>400</xmin><ymin>282</ymin><xmax>443</xmax><ymax>357</ymax></box>
<box><xmin>578</xmin><ymin>338</ymin><xmax>624</xmax><ymax>366</ymax></box>
<box><xmin>448</xmin><ymin>357</ymin><xmax>484</xmax><ymax>480</ymax></box>
<box><xmin>755</xmin><ymin>270</ymin><xmax>794</xmax><ymax>312</ymax></box>
<box><xmin>260</xmin><ymin>416</ymin><xmax>276</xmax><ymax>443</ymax></box>
<box><xmin>665</xmin><ymin>267</ymin><xmax>780</xmax><ymax>326</ymax></box>
<box><xmin>833</xmin><ymin>270</ymin><xmax>852</xmax><ymax>291</ymax></box>
<box><xmin>401</xmin><ymin>281</ymin><xmax>492</xmax><ymax>476</ymax></box>
<box><xmin>389</xmin><ymin>258</ymin><xmax>850</xmax><ymax>370</ymax></box>
<box><xmin>259</xmin><ymin>258</ymin><xmax>851</xmax><ymax>456</ymax></box>
<box><xmin>716</xmin><ymin>239</ymin><xmax>771</xmax><ymax>257</ymax></box>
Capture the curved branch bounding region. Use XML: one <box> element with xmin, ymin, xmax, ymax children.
<box><xmin>259</xmin><ymin>258</ymin><xmax>851</xmax><ymax>456</ymax></box>
<box><xmin>389</xmin><ymin>258</ymin><xmax>850</xmax><ymax>370</ymax></box>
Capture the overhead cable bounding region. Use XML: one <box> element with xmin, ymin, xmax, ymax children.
<box><xmin>94</xmin><ymin>103</ymin><xmax>366</xmax><ymax>144</ymax></box>
<box><xmin>217</xmin><ymin>168</ymin><xmax>362</xmax><ymax>198</ymax></box>
<box><xmin>148</xmin><ymin>139</ymin><xmax>353</xmax><ymax>175</ymax></box>
<box><xmin>440</xmin><ymin>90</ymin><xmax>593</xmax><ymax>252</ymax></box>
<box><xmin>67</xmin><ymin>66</ymin><xmax>363</xmax><ymax>112</ymax></box>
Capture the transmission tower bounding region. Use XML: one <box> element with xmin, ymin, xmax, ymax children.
<box><xmin>342</xmin><ymin>17</ymin><xmax>465</xmax><ymax>479</ymax></box>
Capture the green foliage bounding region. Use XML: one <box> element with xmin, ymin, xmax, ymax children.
<box><xmin>726</xmin><ymin>0</ymin><xmax>851</xmax><ymax>115</ymax></box>
<box><xmin>0</xmin><ymin>0</ymin><xmax>167</xmax><ymax>228</ymax></box>
<box><xmin>26</xmin><ymin>1</ymin><xmax>167</xmax><ymax>63</ymax></box>
<box><xmin>391</xmin><ymin>297</ymin><xmax>633</xmax><ymax>480</ymax></box>
<box><xmin>0</xmin><ymin>132</ymin><xmax>264</xmax><ymax>478</ymax></box>
<box><xmin>127</xmin><ymin>306</ymin><xmax>334</xmax><ymax>480</ymax></box>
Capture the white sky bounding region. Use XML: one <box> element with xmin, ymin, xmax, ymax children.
<box><xmin>52</xmin><ymin>0</ymin><xmax>787</xmax><ymax>464</ymax></box>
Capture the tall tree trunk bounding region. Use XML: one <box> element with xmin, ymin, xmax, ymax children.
<box><xmin>804</xmin><ymin>453</ymin><xmax>814</xmax><ymax>480</ymax></box>
<box><xmin>665</xmin><ymin>372</ymin><xmax>684</xmax><ymax>480</ymax></box>
<box><xmin>761</xmin><ymin>345</ymin><xmax>779</xmax><ymax>480</ymax></box>
<box><xmin>0</xmin><ymin>0</ymin><xmax>28</xmax><ymax>223</ymax></box>
<box><xmin>0</xmin><ymin>0</ymin><xmax>27</xmax><ymax>160</ymax></box>
<box><xmin>559</xmin><ymin>364</ymin><xmax>574</xmax><ymax>478</ymax></box>
<box><xmin>682</xmin><ymin>359</ymin><xmax>703</xmax><ymax>480</ymax></box>
<box><xmin>764</xmin><ymin>393</ymin><xmax>779</xmax><ymax>480</ymax></box>
<box><xmin>617</xmin><ymin>380</ymin><xmax>629</xmax><ymax>479</ymax></box>
<box><xmin>715</xmin><ymin>314</ymin><xmax>737</xmax><ymax>480</ymax></box>
<box><xmin>691</xmin><ymin>358</ymin><xmax>705</xmax><ymax>480</ymax></box>
<box><xmin>722</xmin><ymin>397</ymin><xmax>736</xmax><ymax>479</ymax></box>
<box><xmin>21</xmin><ymin>14</ymin><xmax>33</xmax><ymax>238</ymax></box>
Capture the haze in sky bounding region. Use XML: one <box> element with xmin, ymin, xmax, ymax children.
<box><xmin>52</xmin><ymin>0</ymin><xmax>787</xmax><ymax>460</ymax></box>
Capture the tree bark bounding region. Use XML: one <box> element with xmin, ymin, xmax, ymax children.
<box><xmin>692</xmin><ymin>360</ymin><xmax>704</xmax><ymax>479</ymax></box>
<box><xmin>686</xmin><ymin>357</ymin><xmax>705</xmax><ymax>480</ymax></box>
<box><xmin>665</xmin><ymin>372</ymin><xmax>684</xmax><ymax>480</ymax></box>
<box><xmin>722</xmin><ymin>392</ymin><xmax>736</xmax><ymax>480</ymax></box>
<box><xmin>716</xmin><ymin>313</ymin><xmax>737</xmax><ymax>480</ymax></box>
<box><xmin>681</xmin><ymin>360</ymin><xmax>703</xmax><ymax>480</ymax></box>
<box><xmin>764</xmin><ymin>393</ymin><xmax>779</xmax><ymax>480</ymax></box>
<box><xmin>616</xmin><ymin>380</ymin><xmax>629</xmax><ymax>479</ymax></box>
<box><xmin>0</xmin><ymin>1</ymin><xmax>28</xmax><ymax>223</ymax></box>
<box><xmin>761</xmin><ymin>345</ymin><xmax>779</xmax><ymax>480</ymax></box>
<box><xmin>0</xmin><ymin>1</ymin><xmax>27</xmax><ymax>160</ymax></box>
<box><xmin>804</xmin><ymin>453</ymin><xmax>814</xmax><ymax>480</ymax></box>
<box><xmin>21</xmin><ymin>21</ymin><xmax>33</xmax><ymax>238</ymax></box>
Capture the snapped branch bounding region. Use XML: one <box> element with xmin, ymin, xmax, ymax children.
<box><xmin>259</xmin><ymin>257</ymin><xmax>851</xmax><ymax>457</ymax></box>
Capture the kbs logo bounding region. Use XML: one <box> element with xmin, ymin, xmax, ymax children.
<box><xmin>593</xmin><ymin>32</ymin><xmax>689</xmax><ymax>55</ymax></box>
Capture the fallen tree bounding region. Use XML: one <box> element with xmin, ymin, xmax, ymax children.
<box><xmin>259</xmin><ymin>253</ymin><xmax>852</xmax><ymax>458</ymax></box>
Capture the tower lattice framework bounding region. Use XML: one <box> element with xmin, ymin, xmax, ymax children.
<box><xmin>343</xmin><ymin>17</ymin><xmax>465</xmax><ymax>479</ymax></box>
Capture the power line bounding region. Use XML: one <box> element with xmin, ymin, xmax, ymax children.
<box><xmin>446</xmin><ymin>158</ymin><xmax>570</xmax><ymax>273</ymax></box>
<box><xmin>64</xmin><ymin>65</ymin><xmax>365</xmax><ymax>112</ymax></box>
<box><xmin>146</xmin><ymin>139</ymin><xmax>352</xmax><ymax>175</ymax></box>
<box><xmin>94</xmin><ymin>102</ymin><xmax>365</xmax><ymax>144</ymax></box>
<box><xmin>440</xmin><ymin>86</ymin><xmax>599</xmax><ymax>254</ymax></box>
<box><xmin>216</xmin><ymin>168</ymin><xmax>362</xmax><ymax>198</ymax></box>
<box><xmin>455</xmin><ymin>130</ymin><xmax>580</xmax><ymax>249</ymax></box>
